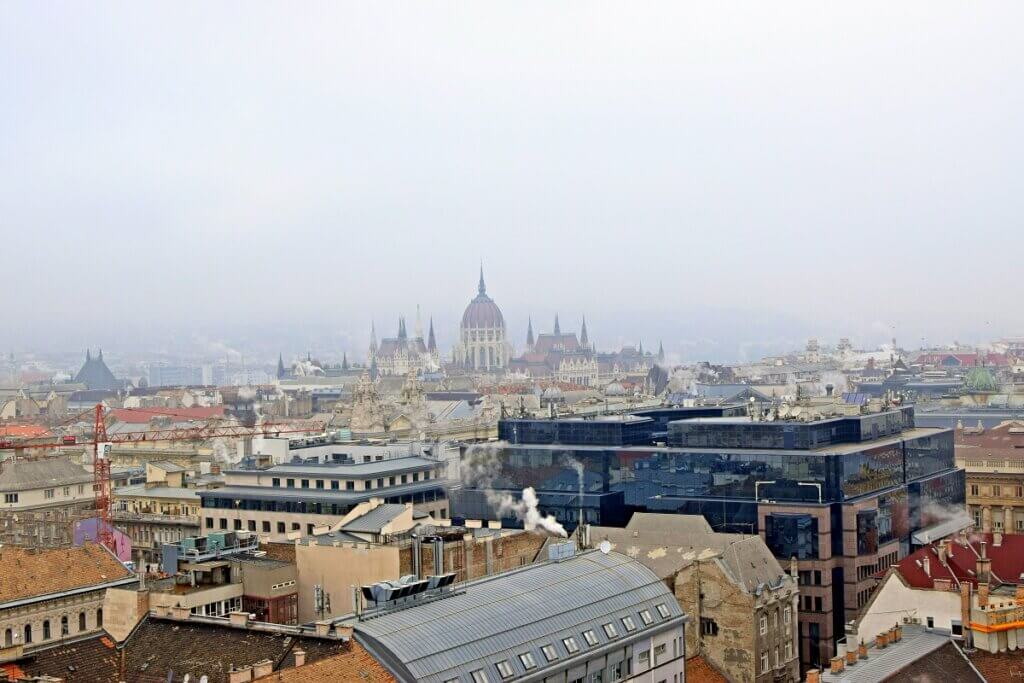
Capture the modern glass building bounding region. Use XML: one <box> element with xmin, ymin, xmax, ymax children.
<box><xmin>455</xmin><ymin>404</ymin><xmax>965</xmax><ymax>669</ymax></box>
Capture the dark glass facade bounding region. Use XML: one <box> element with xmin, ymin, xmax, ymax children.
<box><xmin>764</xmin><ymin>513</ymin><xmax>819</xmax><ymax>559</ymax></box>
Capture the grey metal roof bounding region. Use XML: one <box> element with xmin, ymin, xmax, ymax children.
<box><xmin>148</xmin><ymin>460</ymin><xmax>187</xmax><ymax>473</ymax></box>
<box><xmin>820</xmin><ymin>625</ymin><xmax>949</xmax><ymax>682</ymax></box>
<box><xmin>230</xmin><ymin>456</ymin><xmax>439</xmax><ymax>478</ymax></box>
<box><xmin>114</xmin><ymin>484</ymin><xmax>200</xmax><ymax>501</ymax></box>
<box><xmin>341</xmin><ymin>504</ymin><xmax>408</xmax><ymax>533</ymax></box>
<box><xmin>0</xmin><ymin>457</ymin><xmax>93</xmax><ymax>491</ymax></box>
<box><xmin>352</xmin><ymin>550</ymin><xmax>687</xmax><ymax>683</ymax></box>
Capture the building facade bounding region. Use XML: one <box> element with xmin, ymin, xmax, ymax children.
<box><xmin>457</xmin><ymin>403</ymin><xmax>965</xmax><ymax>669</ymax></box>
<box><xmin>956</xmin><ymin>419</ymin><xmax>1024</xmax><ymax>534</ymax></box>
<box><xmin>198</xmin><ymin>456</ymin><xmax>450</xmax><ymax>541</ymax></box>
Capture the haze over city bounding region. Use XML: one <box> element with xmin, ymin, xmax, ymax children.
<box><xmin>3</xmin><ymin>3</ymin><xmax>1023</xmax><ymax>361</ymax></box>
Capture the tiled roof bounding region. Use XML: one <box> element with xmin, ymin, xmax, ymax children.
<box><xmin>15</xmin><ymin>619</ymin><xmax>350</xmax><ymax>683</ymax></box>
<box><xmin>966</xmin><ymin>646</ymin><xmax>1024</xmax><ymax>683</ymax></box>
<box><xmin>0</xmin><ymin>543</ymin><xmax>134</xmax><ymax>606</ymax></box>
<box><xmin>820</xmin><ymin>625</ymin><xmax>949</xmax><ymax>682</ymax></box>
<box><xmin>254</xmin><ymin>642</ymin><xmax>396</xmax><ymax>682</ymax></box>
<box><xmin>685</xmin><ymin>655</ymin><xmax>729</xmax><ymax>683</ymax></box>
<box><xmin>885</xmin><ymin>641</ymin><xmax>983</xmax><ymax>682</ymax></box>
<box><xmin>895</xmin><ymin>533</ymin><xmax>1024</xmax><ymax>589</ymax></box>
<box><xmin>0</xmin><ymin>424</ymin><xmax>49</xmax><ymax>438</ymax></box>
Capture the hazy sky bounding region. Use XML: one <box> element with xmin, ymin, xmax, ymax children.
<box><xmin>2</xmin><ymin>3</ymin><xmax>1022</xmax><ymax>361</ymax></box>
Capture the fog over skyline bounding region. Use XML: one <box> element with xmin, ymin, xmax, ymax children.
<box><xmin>3</xmin><ymin>3</ymin><xmax>1022</xmax><ymax>362</ymax></box>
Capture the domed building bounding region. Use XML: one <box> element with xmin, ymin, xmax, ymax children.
<box><xmin>454</xmin><ymin>267</ymin><xmax>509</xmax><ymax>372</ymax></box>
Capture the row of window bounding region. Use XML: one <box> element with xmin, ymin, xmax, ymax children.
<box><xmin>758</xmin><ymin>606</ymin><xmax>792</xmax><ymax>635</ymax></box>
<box><xmin>204</xmin><ymin>508</ymin><xmax>450</xmax><ymax>536</ymax></box>
<box><xmin>760</xmin><ymin>641</ymin><xmax>794</xmax><ymax>673</ymax></box>
<box><xmin>969</xmin><ymin>484</ymin><xmax>1024</xmax><ymax>498</ymax></box>
<box><xmin>455</xmin><ymin>605</ymin><xmax>673</xmax><ymax>683</ymax></box>
<box><xmin>3</xmin><ymin>609</ymin><xmax>101</xmax><ymax>646</ymax></box>
<box><xmin>202</xmin><ymin>488</ymin><xmax>446</xmax><ymax>513</ymax></box>
<box><xmin>269</xmin><ymin>471</ymin><xmax>432</xmax><ymax>491</ymax></box>
<box><xmin>4</xmin><ymin>484</ymin><xmax>89</xmax><ymax>504</ymax></box>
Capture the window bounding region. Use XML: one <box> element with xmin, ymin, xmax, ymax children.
<box><xmin>234</xmin><ymin>519</ymin><xmax>242</xmax><ymax>530</ymax></box>
<box><xmin>927</xmin><ymin>616</ymin><xmax>934</xmax><ymax>629</ymax></box>
<box><xmin>346</xmin><ymin>481</ymin><xmax>355</xmax><ymax>491</ymax></box>
<box><xmin>638</xmin><ymin>650</ymin><xmax>650</xmax><ymax>668</ymax></box>
<box><xmin>262</xmin><ymin>521</ymin><xmax>271</xmax><ymax>533</ymax></box>
<box><xmin>814</xmin><ymin>597</ymin><xmax>822</xmax><ymax>612</ymax></box>
<box><xmin>785</xmin><ymin>640</ymin><xmax>793</xmax><ymax>660</ymax></box>
<box><xmin>331</xmin><ymin>481</ymin><xmax>340</xmax><ymax>490</ymax></box>
<box><xmin>784</xmin><ymin>607</ymin><xmax>791</xmax><ymax>625</ymax></box>
<box><xmin>759</xmin><ymin>614</ymin><xmax>767</xmax><ymax>635</ymax></box>
<box><xmin>993</xmin><ymin>485</ymin><xmax>1001</xmax><ymax>497</ymax></box>
<box><xmin>97</xmin><ymin>609</ymin><xmax>102</xmax><ymax>627</ymax></box>
<box><xmin>563</xmin><ymin>636</ymin><xmax>580</xmax><ymax>653</ymax></box>
<box><xmin>316</xmin><ymin>480</ymin><xmax>325</xmax><ymax>489</ymax></box>
<box><xmin>286</xmin><ymin>479</ymin><xmax>295</xmax><ymax>488</ymax></box>
<box><xmin>205</xmin><ymin>517</ymin><xmax>214</xmax><ymax>529</ymax></box>
<box><xmin>219</xmin><ymin>518</ymin><xmax>227</xmax><ymax>529</ymax></box>
<box><xmin>608</xmin><ymin>662</ymin><xmax>623</xmax><ymax>682</ymax></box>
<box><xmin>622</xmin><ymin>615</ymin><xmax>636</xmax><ymax>631</ymax></box>
<box><xmin>248</xmin><ymin>520</ymin><xmax>257</xmax><ymax>531</ymax></box>
<box><xmin>774</xmin><ymin>646</ymin><xmax>780</xmax><ymax>667</ymax></box>
<box><xmin>43</xmin><ymin>620</ymin><xmax>51</xmax><ymax>640</ymax></box>
<box><xmin>277</xmin><ymin>522</ymin><xmax>286</xmax><ymax>533</ymax></box>
<box><xmin>272</xmin><ymin>478</ymin><xmax>281</xmax><ymax>487</ymax></box>
<box><xmin>307</xmin><ymin>524</ymin><xmax>314</xmax><ymax>535</ymax></box>
<box><xmin>760</xmin><ymin>650</ymin><xmax>769</xmax><ymax>673</ymax></box>
<box><xmin>44</xmin><ymin>489</ymin><xmax>55</xmax><ymax>499</ymax></box>
<box><xmin>495</xmin><ymin>660</ymin><xmax>514</xmax><ymax>680</ymax></box>
<box><xmin>389</xmin><ymin>476</ymin><xmax>396</xmax><ymax>486</ymax></box>
<box><xmin>700</xmin><ymin>617</ymin><xmax>719</xmax><ymax>636</ymax></box>
<box><xmin>377</xmin><ymin>478</ymin><xmax>384</xmax><ymax>488</ymax></box>
<box><xmin>62</xmin><ymin>486</ymin><xmax>70</xmax><ymax>496</ymax></box>
<box><xmin>541</xmin><ymin>644</ymin><xmax>558</xmax><ymax>661</ymax></box>
<box><xmin>639</xmin><ymin>609</ymin><xmax>653</xmax><ymax>625</ymax></box>
<box><xmin>470</xmin><ymin>669</ymin><xmax>489</xmax><ymax>683</ymax></box>
<box><xmin>78</xmin><ymin>484</ymin><xmax>84</xmax><ymax>494</ymax></box>
<box><xmin>518</xmin><ymin>652</ymin><xmax>537</xmax><ymax>670</ymax></box>
<box><xmin>292</xmin><ymin>523</ymin><xmax>300</xmax><ymax>530</ymax></box>
<box><xmin>583</xmin><ymin>629</ymin><xmax>599</xmax><ymax>645</ymax></box>
<box><xmin>401</xmin><ymin>474</ymin><xmax>408</xmax><ymax>484</ymax></box>
<box><xmin>772</xmin><ymin>611</ymin><xmax>778</xmax><ymax>629</ymax></box>
<box><xmin>301</xmin><ymin>479</ymin><xmax>310</xmax><ymax>489</ymax></box>
<box><xmin>1018</xmin><ymin>486</ymin><xmax>1024</xmax><ymax>498</ymax></box>
<box><xmin>3</xmin><ymin>629</ymin><xmax>10</xmax><ymax>647</ymax></box>
<box><xmin>4</xmin><ymin>493</ymin><xmax>18</xmax><ymax>503</ymax></box>
<box><xmin>61</xmin><ymin>615</ymin><xmax>69</xmax><ymax>636</ymax></box>
<box><xmin>653</xmin><ymin>643</ymin><xmax>666</xmax><ymax>664</ymax></box>
<box><xmin>79</xmin><ymin>612</ymin><xmax>86</xmax><ymax>631</ymax></box>
<box><xmin>24</xmin><ymin>624</ymin><xmax>31</xmax><ymax>644</ymax></box>
<box><xmin>656</xmin><ymin>603</ymin><xmax>670</xmax><ymax>618</ymax></box>
<box><xmin>591</xmin><ymin>672</ymin><xmax>603</xmax><ymax>683</ymax></box>
<box><xmin>602</xmin><ymin>622</ymin><xmax>618</xmax><ymax>638</ymax></box>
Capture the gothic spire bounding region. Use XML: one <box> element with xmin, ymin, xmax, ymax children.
<box><xmin>638</xmin><ymin>339</ymin><xmax>644</xmax><ymax>355</ymax></box>
<box><xmin>580</xmin><ymin>316</ymin><xmax>589</xmax><ymax>348</ymax></box>
<box><xmin>478</xmin><ymin>262</ymin><xmax>487</xmax><ymax>296</ymax></box>
<box><xmin>658</xmin><ymin>340</ymin><xmax>665</xmax><ymax>364</ymax></box>
<box><xmin>526</xmin><ymin>317</ymin><xmax>535</xmax><ymax>348</ymax></box>
<box><xmin>85</xmin><ymin>349</ymin><xmax>91</xmax><ymax>362</ymax></box>
<box><xmin>342</xmin><ymin>352</ymin><xmax>349</xmax><ymax>370</ymax></box>
<box><xmin>415</xmin><ymin>304</ymin><xmax>424</xmax><ymax>340</ymax></box>
<box><xmin>398</xmin><ymin>316</ymin><xmax>407</xmax><ymax>340</ymax></box>
<box><xmin>427</xmin><ymin>317</ymin><xmax>437</xmax><ymax>352</ymax></box>
<box><xmin>554</xmin><ymin>314</ymin><xmax>561</xmax><ymax>335</ymax></box>
<box><xmin>277</xmin><ymin>353</ymin><xmax>286</xmax><ymax>379</ymax></box>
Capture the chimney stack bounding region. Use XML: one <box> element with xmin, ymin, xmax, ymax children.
<box><xmin>938</xmin><ymin>541</ymin><xmax>948</xmax><ymax>566</ymax></box>
<box><xmin>293</xmin><ymin>649</ymin><xmax>306</xmax><ymax>667</ymax></box>
<box><xmin>805</xmin><ymin>669</ymin><xmax>821</xmax><ymax>683</ymax></box>
<box><xmin>830</xmin><ymin>656</ymin><xmax>845</xmax><ymax>675</ymax></box>
<box><xmin>923</xmin><ymin>557</ymin><xmax>930</xmax><ymax>577</ymax></box>
<box><xmin>977</xmin><ymin>541</ymin><xmax>992</xmax><ymax>583</ymax></box>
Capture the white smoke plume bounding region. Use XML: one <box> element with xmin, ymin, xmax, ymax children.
<box><xmin>461</xmin><ymin>442</ymin><xmax>567</xmax><ymax>537</ymax></box>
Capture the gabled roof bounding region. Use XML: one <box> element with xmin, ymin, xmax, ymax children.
<box><xmin>895</xmin><ymin>533</ymin><xmax>1024</xmax><ymax>590</ymax></box>
<box><xmin>353</xmin><ymin>550</ymin><xmax>686</xmax><ymax>683</ymax></box>
<box><xmin>109</xmin><ymin>406</ymin><xmax>225</xmax><ymax>424</ymax></box>
<box><xmin>0</xmin><ymin>543</ymin><xmax>134</xmax><ymax>607</ymax></box>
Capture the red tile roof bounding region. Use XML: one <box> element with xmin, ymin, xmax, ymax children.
<box><xmin>109</xmin><ymin>406</ymin><xmax>226</xmax><ymax>424</ymax></box>
<box><xmin>0</xmin><ymin>424</ymin><xmax>49</xmax><ymax>438</ymax></box>
<box><xmin>895</xmin><ymin>532</ymin><xmax>1024</xmax><ymax>589</ymax></box>
<box><xmin>685</xmin><ymin>655</ymin><xmax>729</xmax><ymax>683</ymax></box>
<box><xmin>0</xmin><ymin>543</ymin><xmax>133</xmax><ymax>604</ymax></box>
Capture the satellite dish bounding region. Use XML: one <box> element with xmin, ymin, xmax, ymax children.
<box><xmin>599</xmin><ymin>540</ymin><xmax>611</xmax><ymax>554</ymax></box>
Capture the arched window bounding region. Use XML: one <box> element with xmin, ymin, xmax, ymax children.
<box><xmin>24</xmin><ymin>624</ymin><xmax>31</xmax><ymax>644</ymax></box>
<box><xmin>79</xmin><ymin>612</ymin><xmax>87</xmax><ymax>631</ymax></box>
<box><xmin>4</xmin><ymin>629</ymin><xmax>11</xmax><ymax>646</ymax></box>
<box><xmin>61</xmin><ymin>615</ymin><xmax>68</xmax><ymax>636</ymax></box>
<box><xmin>96</xmin><ymin>608</ymin><xmax>103</xmax><ymax>627</ymax></box>
<box><xmin>42</xmin><ymin>620</ymin><xmax>51</xmax><ymax>640</ymax></box>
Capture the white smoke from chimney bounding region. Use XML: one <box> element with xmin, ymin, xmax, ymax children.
<box><xmin>461</xmin><ymin>442</ymin><xmax>567</xmax><ymax>537</ymax></box>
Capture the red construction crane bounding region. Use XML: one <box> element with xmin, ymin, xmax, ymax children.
<box><xmin>0</xmin><ymin>404</ymin><xmax>323</xmax><ymax>550</ymax></box>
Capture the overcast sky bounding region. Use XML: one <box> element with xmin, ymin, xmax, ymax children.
<box><xmin>2</xmin><ymin>3</ymin><xmax>1022</xmax><ymax>361</ymax></box>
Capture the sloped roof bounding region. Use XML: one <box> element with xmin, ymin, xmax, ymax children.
<box><xmin>354</xmin><ymin>550</ymin><xmax>686</xmax><ymax>683</ymax></box>
<box><xmin>253</xmin><ymin>641</ymin><xmax>396</xmax><ymax>682</ymax></box>
<box><xmin>341</xmin><ymin>504</ymin><xmax>408</xmax><ymax>533</ymax></box>
<box><xmin>896</xmin><ymin>533</ymin><xmax>1024</xmax><ymax>589</ymax></box>
<box><xmin>0</xmin><ymin>424</ymin><xmax>49</xmax><ymax>438</ymax></box>
<box><xmin>0</xmin><ymin>543</ymin><xmax>134</xmax><ymax>606</ymax></box>
<box><xmin>0</xmin><ymin>456</ymin><xmax>93</xmax><ymax>491</ymax></box>
<box><xmin>886</xmin><ymin>641</ymin><xmax>983</xmax><ymax>682</ymax></box>
<box><xmin>74</xmin><ymin>354</ymin><xmax>119</xmax><ymax>392</ymax></box>
<box><xmin>109</xmin><ymin>407</ymin><xmax>225</xmax><ymax>424</ymax></box>
<box><xmin>686</xmin><ymin>655</ymin><xmax>730</xmax><ymax>683</ymax></box>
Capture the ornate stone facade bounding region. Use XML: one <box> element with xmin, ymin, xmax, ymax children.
<box><xmin>453</xmin><ymin>268</ymin><xmax>509</xmax><ymax>372</ymax></box>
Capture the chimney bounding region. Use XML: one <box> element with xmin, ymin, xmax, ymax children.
<box><xmin>252</xmin><ymin>660</ymin><xmax>273</xmax><ymax>678</ymax></box>
<box><xmin>228</xmin><ymin>665</ymin><xmax>253</xmax><ymax>683</ymax></box>
<box><xmin>978</xmin><ymin>582</ymin><xmax>990</xmax><ymax>608</ymax></box>
<box><xmin>830</xmin><ymin>656</ymin><xmax>845</xmax><ymax>675</ymax></box>
<box><xmin>923</xmin><ymin>557</ymin><xmax>930</xmax><ymax>577</ymax></box>
<box><xmin>293</xmin><ymin>649</ymin><xmax>306</xmax><ymax>667</ymax></box>
<box><xmin>314</xmin><ymin>621</ymin><xmax>331</xmax><ymax>637</ymax></box>
<box><xmin>876</xmin><ymin>632</ymin><xmax>888</xmax><ymax>649</ymax></box>
<box><xmin>170</xmin><ymin>605</ymin><xmax>191</xmax><ymax>621</ymax></box>
<box><xmin>977</xmin><ymin>542</ymin><xmax>992</xmax><ymax>583</ymax></box>
<box><xmin>229</xmin><ymin>611</ymin><xmax>250</xmax><ymax>628</ymax></box>
<box><xmin>790</xmin><ymin>556</ymin><xmax>799</xmax><ymax>581</ymax></box>
<box><xmin>858</xmin><ymin>641</ymin><xmax>869</xmax><ymax>660</ymax></box>
<box><xmin>846</xmin><ymin>647</ymin><xmax>858</xmax><ymax>667</ymax></box>
<box><xmin>938</xmin><ymin>542</ymin><xmax>948</xmax><ymax>566</ymax></box>
<box><xmin>805</xmin><ymin>669</ymin><xmax>821</xmax><ymax>683</ymax></box>
<box><xmin>335</xmin><ymin>623</ymin><xmax>354</xmax><ymax>640</ymax></box>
